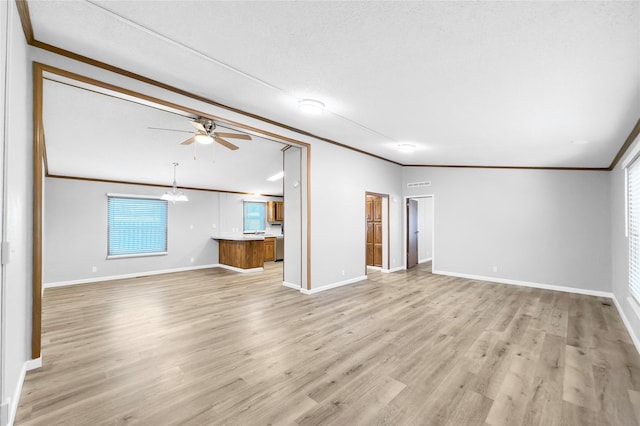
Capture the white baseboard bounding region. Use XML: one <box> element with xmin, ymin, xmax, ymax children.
<box><xmin>419</xmin><ymin>257</ymin><xmax>432</xmax><ymax>264</ymax></box>
<box><xmin>382</xmin><ymin>266</ymin><xmax>405</xmax><ymax>273</ymax></box>
<box><xmin>25</xmin><ymin>358</ymin><xmax>42</xmax><ymax>371</ymax></box>
<box><xmin>366</xmin><ymin>266</ymin><xmax>382</xmax><ymax>271</ymax></box>
<box><xmin>612</xmin><ymin>295</ymin><xmax>640</xmax><ymax>356</ymax></box>
<box><xmin>8</xmin><ymin>358</ymin><xmax>41</xmax><ymax>426</ymax></box>
<box><xmin>43</xmin><ymin>264</ymin><xmax>221</xmax><ymax>289</ymax></box>
<box><xmin>216</xmin><ymin>264</ymin><xmax>264</xmax><ymax>274</ymax></box>
<box><xmin>282</xmin><ymin>281</ymin><xmax>300</xmax><ymax>290</ymax></box>
<box><xmin>432</xmin><ymin>269</ymin><xmax>613</xmax><ymax>299</ymax></box>
<box><xmin>301</xmin><ymin>275</ymin><xmax>367</xmax><ymax>295</ymax></box>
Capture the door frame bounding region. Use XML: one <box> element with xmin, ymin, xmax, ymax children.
<box><xmin>365</xmin><ymin>191</ymin><xmax>390</xmax><ymax>274</ymax></box>
<box><xmin>31</xmin><ymin>62</ymin><xmax>313</xmax><ymax>360</ymax></box>
<box><xmin>403</xmin><ymin>195</ymin><xmax>435</xmax><ymax>271</ymax></box>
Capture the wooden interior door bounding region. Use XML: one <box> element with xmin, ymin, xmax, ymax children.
<box><xmin>366</xmin><ymin>195</ymin><xmax>383</xmax><ymax>267</ymax></box>
<box><xmin>374</xmin><ymin>222</ymin><xmax>383</xmax><ymax>266</ymax></box>
<box><xmin>407</xmin><ymin>198</ymin><xmax>418</xmax><ymax>269</ymax></box>
<box><xmin>366</xmin><ymin>222</ymin><xmax>374</xmax><ymax>266</ymax></box>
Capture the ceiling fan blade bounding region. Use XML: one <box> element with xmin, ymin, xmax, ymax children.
<box><xmin>214</xmin><ymin>132</ymin><xmax>251</xmax><ymax>140</ymax></box>
<box><xmin>181</xmin><ymin>136</ymin><xmax>197</xmax><ymax>145</ymax></box>
<box><xmin>214</xmin><ymin>137</ymin><xmax>239</xmax><ymax>151</ymax></box>
<box><xmin>190</xmin><ymin>121</ymin><xmax>207</xmax><ymax>133</ymax></box>
<box><xmin>148</xmin><ymin>127</ymin><xmax>194</xmax><ymax>134</ymax></box>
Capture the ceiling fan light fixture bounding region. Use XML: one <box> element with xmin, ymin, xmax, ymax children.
<box><xmin>298</xmin><ymin>99</ymin><xmax>324</xmax><ymax>115</ymax></box>
<box><xmin>195</xmin><ymin>134</ymin><xmax>214</xmax><ymax>144</ymax></box>
<box><xmin>397</xmin><ymin>143</ymin><xmax>416</xmax><ymax>154</ymax></box>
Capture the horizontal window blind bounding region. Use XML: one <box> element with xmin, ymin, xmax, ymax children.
<box><xmin>108</xmin><ymin>196</ymin><xmax>167</xmax><ymax>257</ymax></box>
<box><xmin>629</xmin><ymin>158</ymin><xmax>640</xmax><ymax>302</ymax></box>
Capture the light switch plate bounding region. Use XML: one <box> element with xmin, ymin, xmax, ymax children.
<box><xmin>1</xmin><ymin>241</ymin><xmax>10</xmax><ymax>265</ymax></box>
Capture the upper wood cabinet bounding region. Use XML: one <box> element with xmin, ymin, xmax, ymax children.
<box><xmin>267</xmin><ymin>201</ymin><xmax>284</xmax><ymax>222</ymax></box>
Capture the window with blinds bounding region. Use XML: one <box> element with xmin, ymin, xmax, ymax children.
<box><xmin>243</xmin><ymin>201</ymin><xmax>266</xmax><ymax>233</ymax></box>
<box><xmin>108</xmin><ymin>196</ymin><xmax>168</xmax><ymax>258</ymax></box>
<box><xmin>628</xmin><ymin>158</ymin><xmax>640</xmax><ymax>302</ymax></box>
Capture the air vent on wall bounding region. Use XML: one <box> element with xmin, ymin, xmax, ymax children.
<box><xmin>407</xmin><ymin>181</ymin><xmax>431</xmax><ymax>188</ymax></box>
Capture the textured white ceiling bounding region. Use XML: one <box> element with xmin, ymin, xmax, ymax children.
<box><xmin>28</xmin><ymin>0</ymin><xmax>640</xmax><ymax>168</ymax></box>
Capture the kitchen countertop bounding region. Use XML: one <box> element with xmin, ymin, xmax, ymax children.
<box><xmin>212</xmin><ymin>233</ymin><xmax>283</xmax><ymax>241</ymax></box>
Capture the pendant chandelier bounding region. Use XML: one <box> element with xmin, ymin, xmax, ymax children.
<box><xmin>161</xmin><ymin>162</ymin><xmax>188</xmax><ymax>203</ymax></box>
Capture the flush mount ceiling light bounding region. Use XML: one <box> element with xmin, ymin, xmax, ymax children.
<box><xmin>267</xmin><ymin>171</ymin><xmax>284</xmax><ymax>181</ymax></box>
<box><xmin>397</xmin><ymin>143</ymin><xmax>416</xmax><ymax>154</ymax></box>
<box><xmin>161</xmin><ymin>162</ymin><xmax>188</xmax><ymax>203</ymax></box>
<box><xmin>194</xmin><ymin>133</ymin><xmax>214</xmax><ymax>145</ymax></box>
<box><xmin>298</xmin><ymin>99</ymin><xmax>324</xmax><ymax>115</ymax></box>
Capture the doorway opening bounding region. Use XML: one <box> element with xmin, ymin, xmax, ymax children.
<box><xmin>365</xmin><ymin>192</ymin><xmax>389</xmax><ymax>273</ymax></box>
<box><xmin>31</xmin><ymin>63</ymin><xmax>312</xmax><ymax>360</ymax></box>
<box><xmin>406</xmin><ymin>195</ymin><xmax>434</xmax><ymax>271</ymax></box>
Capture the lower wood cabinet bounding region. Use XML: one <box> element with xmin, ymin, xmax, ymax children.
<box><xmin>219</xmin><ymin>239</ymin><xmax>264</xmax><ymax>269</ymax></box>
<box><xmin>264</xmin><ymin>237</ymin><xmax>276</xmax><ymax>262</ymax></box>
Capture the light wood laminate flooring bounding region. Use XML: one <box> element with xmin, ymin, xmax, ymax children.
<box><xmin>16</xmin><ymin>262</ymin><xmax>640</xmax><ymax>425</ymax></box>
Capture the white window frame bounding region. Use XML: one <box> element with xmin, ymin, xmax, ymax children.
<box><xmin>107</xmin><ymin>193</ymin><xmax>168</xmax><ymax>259</ymax></box>
<box><xmin>626</xmin><ymin>154</ymin><xmax>640</xmax><ymax>303</ymax></box>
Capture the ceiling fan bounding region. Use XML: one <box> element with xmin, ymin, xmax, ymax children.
<box><xmin>149</xmin><ymin>117</ymin><xmax>251</xmax><ymax>150</ymax></box>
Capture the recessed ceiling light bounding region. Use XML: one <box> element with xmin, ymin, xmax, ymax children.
<box><xmin>298</xmin><ymin>99</ymin><xmax>324</xmax><ymax>115</ymax></box>
<box><xmin>571</xmin><ymin>140</ymin><xmax>590</xmax><ymax>145</ymax></box>
<box><xmin>195</xmin><ymin>134</ymin><xmax>214</xmax><ymax>144</ymax></box>
<box><xmin>397</xmin><ymin>143</ymin><xmax>416</xmax><ymax>154</ymax></box>
<box><xmin>267</xmin><ymin>171</ymin><xmax>284</xmax><ymax>181</ymax></box>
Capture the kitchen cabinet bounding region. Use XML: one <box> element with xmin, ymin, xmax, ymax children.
<box><xmin>264</xmin><ymin>237</ymin><xmax>276</xmax><ymax>262</ymax></box>
<box><xmin>267</xmin><ymin>201</ymin><xmax>284</xmax><ymax>222</ymax></box>
<box><xmin>218</xmin><ymin>239</ymin><xmax>264</xmax><ymax>270</ymax></box>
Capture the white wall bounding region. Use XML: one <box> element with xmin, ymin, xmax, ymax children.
<box><xmin>611</xmin><ymin>134</ymin><xmax>640</xmax><ymax>348</ymax></box>
<box><xmin>1</xmin><ymin>1</ymin><xmax>34</xmax><ymax>424</ymax></box>
<box><xmin>44</xmin><ymin>178</ymin><xmax>286</xmax><ymax>285</ymax></box>
<box><xmin>404</xmin><ymin>167</ymin><xmax>611</xmax><ymax>292</ymax></box>
<box><xmin>217</xmin><ymin>192</ymin><xmax>283</xmax><ymax>235</ymax></box>
<box><xmin>44</xmin><ymin>178</ymin><xmax>221</xmax><ymax>285</ymax></box>
<box><xmin>311</xmin><ymin>142</ymin><xmax>403</xmax><ymax>289</ymax></box>
<box><xmin>415</xmin><ymin>197</ymin><xmax>433</xmax><ymax>263</ymax></box>
<box><xmin>30</xmin><ymin>48</ymin><xmax>404</xmax><ymax>292</ymax></box>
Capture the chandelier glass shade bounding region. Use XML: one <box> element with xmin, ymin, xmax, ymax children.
<box><xmin>161</xmin><ymin>162</ymin><xmax>188</xmax><ymax>203</ymax></box>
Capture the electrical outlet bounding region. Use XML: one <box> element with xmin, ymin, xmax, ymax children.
<box><xmin>189</xmin><ymin>224</ymin><xmax>194</xmax><ymax>230</ymax></box>
<box><xmin>492</xmin><ymin>266</ymin><xmax>498</xmax><ymax>273</ymax></box>
<box><xmin>190</xmin><ymin>257</ymin><xmax>194</xmax><ymax>263</ymax></box>
<box><xmin>91</xmin><ymin>266</ymin><xmax>97</xmax><ymax>273</ymax></box>
<box><xmin>212</xmin><ymin>224</ymin><xmax>217</xmax><ymax>229</ymax></box>
<box><xmin>341</xmin><ymin>270</ymin><xmax>346</xmax><ymax>276</ymax></box>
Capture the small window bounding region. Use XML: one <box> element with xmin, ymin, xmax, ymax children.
<box><xmin>108</xmin><ymin>195</ymin><xmax>168</xmax><ymax>258</ymax></box>
<box><xmin>629</xmin><ymin>158</ymin><xmax>640</xmax><ymax>302</ymax></box>
<box><xmin>243</xmin><ymin>201</ymin><xmax>266</xmax><ymax>233</ymax></box>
